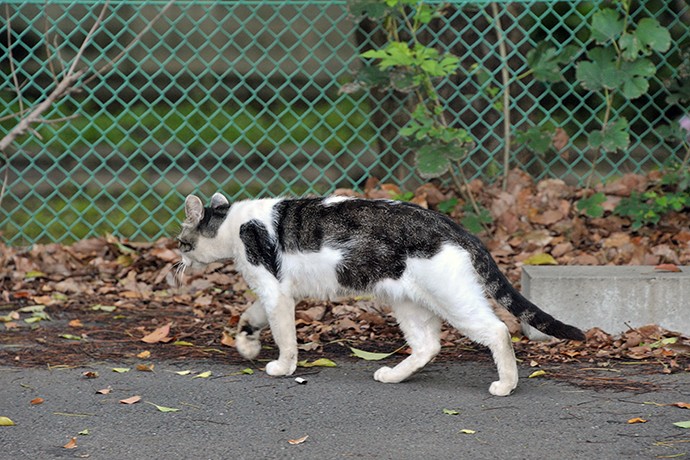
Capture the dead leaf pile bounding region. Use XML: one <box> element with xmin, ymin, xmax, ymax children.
<box><xmin>1</xmin><ymin>170</ymin><xmax>689</xmax><ymax>380</ymax></box>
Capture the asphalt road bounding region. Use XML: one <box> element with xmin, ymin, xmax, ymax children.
<box><xmin>1</xmin><ymin>359</ymin><xmax>689</xmax><ymax>460</ymax></box>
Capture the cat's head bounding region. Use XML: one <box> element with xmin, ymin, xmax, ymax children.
<box><xmin>177</xmin><ymin>192</ymin><xmax>232</xmax><ymax>270</ymax></box>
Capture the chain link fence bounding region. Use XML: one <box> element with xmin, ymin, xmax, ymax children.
<box><xmin>1</xmin><ymin>1</ymin><xmax>689</xmax><ymax>244</ymax></box>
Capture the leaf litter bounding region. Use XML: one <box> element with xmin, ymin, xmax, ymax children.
<box><xmin>0</xmin><ymin>171</ymin><xmax>689</xmax><ymax>392</ymax></box>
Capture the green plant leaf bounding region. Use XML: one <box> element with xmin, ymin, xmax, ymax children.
<box><xmin>515</xmin><ymin>125</ymin><xmax>554</xmax><ymax>155</ymax></box>
<box><xmin>0</xmin><ymin>416</ymin><xmax>15</xmax><ymax>426</ymax></box>
<box><xmin>437</xmin><ymin>197</ymin><xmax>458</xmax><ymax>214</ymax></box>
<box><xmin>415</xmin><ymin>145</ymin><xmax>451</xmax><ymax>179</ymax></box>
<box><xmin>527</xmin><ymin>43</ymin><xmax>578</xmax><ymax>83</ymax></box>
<box><xmin>620</xmin><ymin>18</ymin><xmax>671</xmax><ymax>60</ymax></box>
<box><xmin>619</xmin><ymin>58</ymin><xmax>656</xmax><ymax>99</ymax></box>
<box><xmin>673</xmin><ymin>420</ymin><xmax>690</xmax><ymax>429</ymax></box>
<box><xmin>354</xmin><ymin>64</ymin><xmax>390</xmax><ymax>89</ymax></box>
<box><xmin>461</xmin><ymin>206</ymin><xmax>492</xmax><ymax>234</ymax></box>
<box><xmin>363</xmin><ymin>42</ymin><xmax>415</xmax><ymax>70</ymax></box>
<box><xmin>112</xmin><ymin>367</ymin><xmax>131</xmax><ymax>373</ymax></box>
<box><xmin>576</xmin><ymin>47</ymin><xmax>622</xmax><ymax>92</ymax></box>
<box><xmin>390</xmin><ymin>71</ymin><xmax>418</xmax><ymax>93</ymax></box>
<box><xmin>590</xmin><ymin>8</ymin><xmax>624</xmax><ymax>44</ymax></box>
<box><xmin>577</xmin><ymin>192</ymin><xmax>607</xmax><ymax>218</ymax></box>
<box><xmin>443</xmin><ymin>408</ymin><xmax>460</xmax><ymax>415</ymax></box>
<box><xmin>347</xmin><ymin>0</ymin><xmax>392</xmax><ymax>19</ymax></box>
<box><xmin>589</xmin><ymin>118</ymin><xmax>629</xmax><ymax>152</ymax></box>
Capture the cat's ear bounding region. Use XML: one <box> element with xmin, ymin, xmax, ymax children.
<box><xmin>210</xmin><ymin>192</ymin><xmax>229</xmax><ymax>211</ymax></box>
<box><xmin>184</xmin><ymin>195</ymin><xmax>204</xmax><ymax>226</ymax></box>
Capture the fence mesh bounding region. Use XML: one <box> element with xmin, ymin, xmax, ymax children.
<box><xmin>1</xmin><ymin>1</ymin><xmax>688</xmax><ymax>245</ymax></box>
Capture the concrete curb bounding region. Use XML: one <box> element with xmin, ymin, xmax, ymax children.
<box><xmin>521</xmin><ymin>265</ymin><xmax>690</xmax><ymax>335</ymax></box>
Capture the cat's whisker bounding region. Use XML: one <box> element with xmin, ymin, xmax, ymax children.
<box><xmin>170</xmin><ymin>260</ymin><xmax>187</xmax><ymax>288</ymax></box>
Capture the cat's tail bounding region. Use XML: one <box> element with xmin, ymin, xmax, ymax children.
<box><xmin>473</xmin><ymin>249</ymin><xmax>586</xmax><ymax>341</ymax></box>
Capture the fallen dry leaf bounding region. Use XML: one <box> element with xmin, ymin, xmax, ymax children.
<box><xmin>141</xmin><ymin>323</ymin><xmax>172</xmax><ymax>344</ymax></box>
<box><xmin>63</xmin><ymin>437</ymin><xmax>78</xmax><ymax>449</ymax></box>
<box><xmin>68</xmin><ymin>319</ymin><xmax>83</xmax><ymax>328</ymax></box>
<box><xmin>654</xmin><ymin>264</ymin><xmax>682</xmax><ymax>273</ymax></box>
<box><xmin>96</xmin><ymin>388</ymin><xmax>112</xmax><ymax>395</ymax></box>
<box><xmin>136</xmin><ymin>364</ymin><xmax>155</xmax><ymax>372</ymax></box>
<box><xmin>552</xmin><ymin>127</ymin><xmax>570</xmax><ymax>151</ymax></box>
<box><xmin>672</xmin><ymin>402</ymin><xmax>690</xmax><ymax>410</ymax></box>
<box><xmin>627</xmin><ymin>417</ymin><xmax>647</xmax><ymax>424</ymax></box>
<box><xmin>120</xmin><ymin>395</ymin><xmax>142</xmax><ymax>405</ymax></box>
<box><xmin>82</xmin><ymin>371</ymin><xmax>99</xmax><ymax>379</ymax></box>
<box><xmin>220</xmin><ymin>330</ymin><xmax>235</xmax><ymax>347</ymax></box>
<box><xmin>137</xmin><ymin>350</ymin><xmax>151</xmax><ymax>359</ymax></box>
<box><xmin>288</xmin><ymin>435</ymin><xmax>309</xmax><ymax>445</ymax></box>
<box><xmin>30</xmin><ymin>397</ymin><xmax>44</xmax><ymax>405</ymax></box>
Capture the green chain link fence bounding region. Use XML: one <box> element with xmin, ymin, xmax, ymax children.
<box><xmin>1</xmin><ymin>1</ymin><xmax>688</xmax><ymax>245</ymax></box>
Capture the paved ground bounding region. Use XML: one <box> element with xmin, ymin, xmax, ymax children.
<box><xmin>1</xmin><ymin>358</ymin><xmax>689</xmax><ymax>460</ymax></box>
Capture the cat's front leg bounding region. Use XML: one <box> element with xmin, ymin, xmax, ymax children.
<box><xmin>264</xmin><ymin>293</ymin><xmax>298</xmax><ymax>377</ymax></box>
<box><xmin>236</xmin><ymin>300</ymin><xmax>268</xmax><ymax>360</ymax></box>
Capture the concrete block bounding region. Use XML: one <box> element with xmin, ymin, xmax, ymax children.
<box><xmin>521</xmin><ymin>266</ymin><xmax>690</xmax><ymax>335</ymax></box>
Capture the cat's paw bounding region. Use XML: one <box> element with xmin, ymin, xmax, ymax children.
<box><xmin>489</xmin><ymin>380</ymin><xmax>516</xmax><ymax>397</ymax></box>
<box><xmin>265</xmin><ymin>360</ymin><xmax>296</xmax><ymax>377</ymax></box>
<box><xmin>373</xmin><ymin>366</ymin><xmax>405</xmax><ymax>383</ymax></box>
<box><xmin>235</xmin><ymin>332</ymin><xmax>261</xmax><ymax>360</ymax></box>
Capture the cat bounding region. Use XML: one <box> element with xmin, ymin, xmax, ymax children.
<box><xmin>177</xmin><ymin>192</ymin><xmax>585</xmax><ymax>396</ymax></box>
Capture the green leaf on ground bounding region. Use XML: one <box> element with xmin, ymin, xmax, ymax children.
<box><xmin>443</xmin><ymin>409</ymin><xmax>460</xmax><ymax>415</ymax></box>
<box><xmin>350</xmin><ymin>346</ymin><xmax>401</xmax><ymax>361</ymax></box>
<box><xmin>522</xmin><ymin>253</ymin><xmax>558</xmax><ymax>266</ymax></box>
<box><xmin>145</xmin><ymin>402</ymin><xmax>180</xmax><ymax>413</ymax></box>
<box><xmin>192</xmin><ymin>371</ymin><xmax>212</xmax><ymax>379</ymax></box>
<box><xmin>59</xmin><ymin>334</ymin><xmax>83</xmax><ymax>341</ymax></box>
<box><xmin>297</xmin><ymin>358</ymin><xmax>337</xmax><ymax>368</ymax></box>
<box><xmin>673</xmin><ymin>420</ymin><xmax>690</xmax><ymax>429</ymax></box>
<box><xmin>528</xmin><ymin>370</ymin><xmax>547</xmax><ymax>378</ymax></box>
<box><xmin>0</xmin><ymin>416</ymin><xmax>15</xmax><ymax>426</ymax></box>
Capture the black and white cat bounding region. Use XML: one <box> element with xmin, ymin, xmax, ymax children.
<box><xmin>177</xmin><ymin>193</ymin><xmax>585</xmax><ymax>396</ymax></box>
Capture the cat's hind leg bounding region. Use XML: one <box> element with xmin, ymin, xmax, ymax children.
<box><xmin>236</xmin><ymin>300</ymin><xmax>268</xmax><ymax>360</ymax></box>
<box><xmin>448</xmin><ymin>305</ymin><xmax>518</xmax><ymax>396</ymax></box>
<box><xmin>374</xmin><ymin>301</ymin><xmax>442</xmax><ymax>383</ymax></box>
